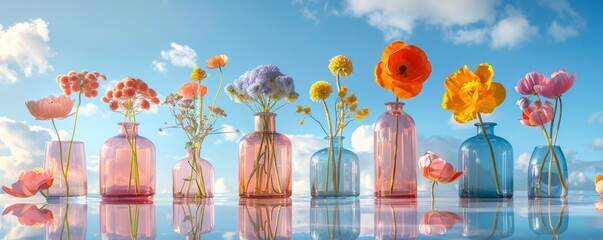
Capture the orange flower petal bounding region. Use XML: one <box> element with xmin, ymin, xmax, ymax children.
<box><xmin>381</xmin><ymin>41</ymin><xmax>408</xmax><ymax>64</ymax></box>
<box><xmin>474</xmin><ymin>63</ymin><xmax>493</xmax><ymax>86</ymax></box>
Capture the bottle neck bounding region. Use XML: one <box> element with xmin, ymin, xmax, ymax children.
<box><xmin>475</xmin><ymin>122</ymin><xmax>496</xmax><ymax>136</ymax></box>
<box><xmin>326</xmin><ymin>136</ymin><xmax>344</xmax><ymax>148</ymax></box>
<box><xmin>254</xmin><ymin>112</ymin><xmax>276</xmax><ymax>132</ymax></box>
<box><xmin>118</xmin><ymin>122</ymin><xmax>139</xmax><ymax>136</ymax></box>
<box><xmin>385</xmin><ymin>102</ymin><xmax>404</xmax><ymax>113</ymax></box>
<box><xmin>185</xmin><ymin>147</ymin><xmax>201</xmax><ymax>158</ymax></box>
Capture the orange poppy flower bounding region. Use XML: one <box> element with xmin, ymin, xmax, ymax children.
<box><xmin>374</xmin><ymin>41</ymin><xmax>431</xmax><ymax>99</ymax></box>
<box><xmin>177</xmin><ymin>82</ymin><xmax>208</xmax><ymax>100</ymax></box>
<box><xmin>207</xmin><ymin>54</ymin><xmax>228</xmax><ymax>69</ymax></box>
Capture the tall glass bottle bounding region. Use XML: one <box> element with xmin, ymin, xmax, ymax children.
<box><xmin>528</xmin><ymin>145</ymin><xmax>568</xmax><ymax>198</ymax></box>
<box><xmin>460</xmin><ymin>198</ymin><xmax>514</xmax><ymax>239</ymax></box>
<box><xmin>238</xmin><ymin>198</ymin><xmax>292</xmax><ymax>240</ymax></box>
<box><xmin>310</xmin><ymin>198</ymin><xmax>360</xmax><ymax>240</ymax></box>
<box><xmin>100</xmin><ymin>201</ymin><xmax>156</xmax><ymax>240</ymax></box>
<box><xmin>100</xmin><ymin>122</ymin><xmax>156</xmax><ymax>200</ymax></box>
<box><xmin>310</xmin><ymin>137</ymin><xmax>359</xmax><ymax>198</ymax></box>
<box><xmin>374</xmin><ymin>102</ymin><xmax>417</xmax><ymax>198</ymax></box>
<box><xmin>173</xmin><ymin>147</ymin><xmax>214</xmax><ymax>198</ymax></box>
<box><xmin>459</xmin><ymin>122</ymin><xmax>513</xmax><ymax>198</ymax></box>
<box><xmin>374</xmin><ymin>198</ymin><xmax>417</xmax><ymax>239</ymax></box>
<box><xmin>239</xmin><ymin>112</ymin><xmax>292</xmax><ymax>198</ymax></box>
<box><xmin>44</xmin><ymin>141</ymin><xmax>87</xmax><ymax>198</ymax></box>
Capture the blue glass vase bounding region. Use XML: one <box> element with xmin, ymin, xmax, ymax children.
<box><xmin>460</xmin><ymin>198</ymin><xmax>515</xmax><ymax>239</ymax></box>
<box><xmin>459</xmin><ymin>122</ymin><xmax>513</xmax><ymax>198</ymax></box>
<box><xmin>529</xmin><ymin>199</ymin><xmax>568</xmax><ymax>237</ymax></box>
<box><xmin>310</xmin><ymin>137</ymin><xmax>359</xmax><ymax>198</ymax></box>
<box><xmin>528</xmin><ymin>145</ymin><xmax>568</xmax><ymax>198</ymax></box>
<box><xmin>310</xmin><ymin>198</ymin><xmax>360</xmax><ymax>240</ymax></box>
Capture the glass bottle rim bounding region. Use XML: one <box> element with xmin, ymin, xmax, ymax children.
<box><xmin>253</xmin><ymin>112</ymin><xmax>276</xmax><ymax>117</ymax></box>
<box><xmin>474</xmin><ymin>122</ymin><xmax>497</xmax><ymax>127</ymax></box>
<box><xmin>385</xmin><ymin>102</ymin><xmax>405</xmax><ymax>106</ymax></box>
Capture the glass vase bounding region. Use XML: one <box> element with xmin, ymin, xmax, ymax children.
<box><xmin>529</xmin><ymin>199</ymin><xmax>568</xmax><ymax>237</ymax></box>
<box><xmin>460</xmin><ymin>198</ymin><xmax>514</xmax><ymax>239</ymax></box>
<box><xmin>172</xmin><ymin>198</ymin><xmax>214</xmax><ymax>238</ymax></box>
<box><xmin>238</xmin><ymin>198</ymin><xmax>292</xmax><ymax>240</ymax></box>
<box><xmin>310</xmin><ymin>136</ymin><xmax>359</xmax><ymax>198</ymax></box>
<box><xmin>173</xmin><ymin>147</ymin><xmax>214</xmax><ymax>198</ymax></box>
<box><xmin>374</xmin><ymin>102</ymin><xmax>417</xmax><ymax>198</ymax></box>
<box><xmin>374</xmin><ymin>198</ymin><xmax>417</xmax><ymax>239</ymax></box>
<box><xmin>100</xmin><ymin>122</ymin><xmax>156</xmax><ymax>200</ymax></box>
<box><xmin>100</xmin><ymin>201</ymin><xmax>156</xmax><ymax>240</ymax></box>
<box><xmin>459</xmin><ymin>122</ymin><xmax>513</xmax><ymax>198</ymax></box>
<box><xmin>45</xmin><ymin>202</ymin><xmax>87</xmax><ymax>240</ymax></box>
<box><xmin>43</xmin><ymin>141</ymin><xmax>87</xmax><ymax>198</ymax></box>
<box><xmin>239</xmin><ymin>112</ymin><xmax>292</xmax><ymax>198</ymax></box>
<box><xmin>310</xmin><ymin>198</ymin><xmax>360</xmax><ymax>240</ymax></box>
<box><xmin>528</xmin><ymin>145</ymin><xmax>568</xmax><ymax>198</ymax></box>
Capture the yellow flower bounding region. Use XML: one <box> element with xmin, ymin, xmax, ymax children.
<box><xmin>349</xmin><ymin>101</ymin><xmax>358</xmax><ymax>111</ymax></box>
<box><xmin>295</xmin><ymin>105</ymin><xmax>303</xmax><ymax>113</ymax></box>
<box><xmin>442</xmin><ymin>63</ymin><xmax>506</xmax><ymax>123</ymax></box>
<box><xmin>303</xmin><ymin>106</ymin><xmax>311</xmax><ymax>115</ymax></box>
<box><xmin>355</xmin><ymin>107</ymin><xmax>369</xmax><ymax>120</ymax></box>
<box><xmin>338</xmin><ymin>86</ymin><xmax>348</xmax><ymax>98</ymax></box>
<box><xmin>190</xmin><ymin>67</ymin><xmax>207</xmax><ymax>81</ymax></box>
<box><xmin>299</xmin><ymin>119</ymin><xmax>304</xmax><ymax>125</ymax></box>
<box><xmin>344</xmin><ymin>94</ymin><xmax>357</xmax><ymax>105</ymax></box>
<box><xmin>329</xmin><ymin>55</ymin><xmax>353</xmax><ymax>77</ymax></box>
<box><xmin>336</xmin><ymin>103</ymin><xmax>342</xmax><ymax>109</ymax></box>
<box><xmin>339</xmin><ymin>123</ymin><xmax>345</xmax><ymax>129</ymax></box>
<box><xmin>309</xmin><ymin>80</ymin><xmax>333</xmax><ymax>101</ymax></box>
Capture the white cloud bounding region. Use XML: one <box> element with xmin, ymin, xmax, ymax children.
<box><xmin>515</xmin><ymin>152</ymin><xmax>530</xmax><ymax>172</ymax></box>
<box><xmin>588</xmin><ymin>112</ymin><xmax>603</xmax><ymax>124</ymax></box>
<box><xmin>548</xmin><ymin>20</ymin><xmax>578</xmax><ymax>42</ymax></box>
<box><xmin>0</xmin><ymin>117</ymin><xmax>52</xmax><ymax>181</ymax></box>
<box><xmin>76</xmin><ymin>103</ymin><xmax>99</xmax><ymax>117</ymax></box>
<box><xmin>567</xmin><ymin>171</ymin><xmax>592</xmax><ymax>190</ymax></box>
<box><xmin>222</xmin><ymin>232</ymin><xmax>236</xmax><ymax>240</ymax></box>
<box><xmin>539</xmin><ymin>0</ymin><xmax>584</xmax><ymax>42</ymax></box>
<box><xmin>490</xmin><ymin>6</ymin><xmax>539</xmax><ymax>49</ymax></box>
<box><xmin>301</xmin><ymin>7</ymin><xmax>319</xmax><ymax>24</ymax></box>
<box><xmin>351</xmin><ymin>124</ymin><xmax>373</xmax><ymax>153</ymax></box>
<box><xmin>0</xmin><ymin>19</ymin><xmax>53</xmax><ymax>83</ymax></box>
<box><xmin>214</xmin><ymin>177</ymin><xmax>232</xmax><ymax>194</ymax></box>
<box><xmin>591</xmin><ymin>138</ymin><xmax>603</xmax><ymax>151</ymax></box>
<box><xmin>159</xmin><ymin>42</ymin><xmax>197</xmax><ymax>68</ymax></box>
<box><xmin>446</xmin><ymin>28</ymin><xmax>488</xmax><ymax>45</ymax></box>
<box><xmin>289</xmin><ymin>134</ymin><xmax>323</xmax><ymax>195</ymax></box>
<box><xmin>221</xmin><ymin>124</ymin><xmax>240</xmax><ymax>142</ymax></box>
<box><xmin>152</xmin><ymin>60</ymin><xmax>168</xmax><ymax>73</ymax></box>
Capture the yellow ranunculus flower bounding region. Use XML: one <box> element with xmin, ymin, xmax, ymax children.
<box><xmin>303</xmin><ymin>106</ymin><xmax>311</xmax><ymax>114</ymax></box>
<box><xmin>328</xmin><ymin>55</ymin><xmax>353</xmax><ymax>77</ymax></box>
<box><xmin>190</xmin><ymin>67</ymin><xmax>207</xmax><ymax>81</ymax></box>
<box><xmin>309</xmin><ymin>81</ymin><xmax>333</xmax><ymax>101</ymax></box>
<box><xmin>295</xmin><ymin>105</ymin><xmax>303</xmax><ymax>113</ymax></box>
<box><xmin>338</xmin><ymin>86</ymin><xmax>348</xmax><ymax>98</ymax></box>
<box><xmin>442</xmin><ymin>63</ymin><xmax>506</xmax><ymax>123</ymax></box>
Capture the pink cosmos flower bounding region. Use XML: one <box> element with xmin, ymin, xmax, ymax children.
<box><xmin>177</xmin><ymin>82</ymin><xmax>208</xmax><ymax>100</ymax></box>
<box><xmin>516</xmin><ymin>72</ymin><xmax>546</xmax><ymax>95</ymax></box>
<box><xmin>418</xmin><ymin>151</ymin><xmax>465</xmax><ymax>184</ymax></box>
<box><xmin>534</xmin><ymin>69</ymin><xmax>576</xmax><ymax>98</ymax></box>
<box><xmin>519</xmin><ymin>100</ymin><xmax>554</xmax><ymax>127</ymax></box>
<box><xmin>207</xmin><ymin>54</ymin><xmax>228</xmax><ymax>69</ymax></box>
<box><xmin>2</xmin><ymin>204</ymin><xmax>54</xmax><ymax>227</ymax></box>
<box><xmin>2</xmin><ymin>168</ymin><xmax>54</xmax><ymax>198</ymax></box>
<box><xmin>25</xmin><ymin>95</ymin><xmax>74</xmax><ymax>120</ymax></box>
<box><xmin>419</xmin><ymin>211</ymin><xmax>464</xmax><ymax>236</ymax></box>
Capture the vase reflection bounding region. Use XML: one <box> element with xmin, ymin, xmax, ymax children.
<box><xmin>460</xmin><ymin>198</ymin><xmax>514</xmax><ymax>239</ymax></box>
<box><xmin>374</xmin><ymin>198</ymin><xmax>417</xmax><ymax>240</ymax></box>
<box><xmin>529</xmin><ymin>199</ymin><xmax>568</xmax><ymax>239</ymax></box>
<box><xmin>172</xmin><ymin>198</ymin><xmax>214</xmax><ymax>239</ymax></box>
<box><xmin>100</xmin><ymin>201</ymin><xmax>156</xmax><ymax>240</ymax></box>
<box><xmin>45</xmin><ymin>201</ymin><xmax>87</xmax><ymax>240</ymax></box>
<box><xmin>238</xmin><ymin>198</ymin><xmax>292</xmax><ymax>240</ymax></box>
<box><xmin>310</xmin><ymin>198</ymin><xmax>360</xmax><ymax>240</ymax></box>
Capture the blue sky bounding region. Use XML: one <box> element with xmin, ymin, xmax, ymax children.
<box><xmin>0</xmin><ymin>0</ymin><xmax>602</xmax><ymax>197</ymax></box>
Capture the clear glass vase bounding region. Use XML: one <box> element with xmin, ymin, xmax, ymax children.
<box><xmin>374</xmin><ymin>102</ymin><xmax>417</xmax><ymax>198</ymax></box>
<box><xmin>239</xmin><ymin>112</ymin><xmax>292</xmax><ymax>198</ymax></box>
<box><xmin>529</xmin><ymin>199</ymin><xmax>568</xmax><ymax>237</ymax></box>
<box><xmin>310</xmin><ymin>198</ymin><xmax>360</xmax><ymax>240</ymax></box>
<box><xmin>238</xmin><ymin>198</ymin><xmax>292</xmax><ymax>240</ymax></box>
<box><xmin>460</xmin><ymin>198</ymin><xmax>514</xmax><ymax>239</ymax></box>
<box><xmin>43</xmin><ymin>141</ymin><xmax>87</xmax><ymax>198</ymax></box>
<box><xmin>311</xmin><ymin>136</ymin><xmax>359</xmax><ymax>198</ymax></box>
<box><xmin>100</xmin><ymin>201</ymin><xmax>156</xmax><ymax>239</ymax></box>
<box><xmin>172</xmin><ymin>198</ymin><xmax>214</xmax><ymax>238</ymax></box>
<box><xmin>172</xmin><ymin>147</ymin><xmax>214</xmax><ymax>198</ymax></box>
<box><xmin>374</xmin><ymin>198</ymin><xmax>417</xmax><ymax>239</ymax></box>
<box><xmin>100</xmin><ymin>122</ymin><xmax>156</xmax><ymax>200</ymax></box>
<box><xmin>45</xmin><ymin>202</ymin><xmax>87</xmax><ymax>240</ymax></box>
<box><xmin>459</xmin><ymin>122</ymin><xmax>513</xmax><ymax>198</ymax></box>
<box><xmin>528</xmin><ymin>145</ymin><xmax>568</xmax><ymax>198</ymax></box>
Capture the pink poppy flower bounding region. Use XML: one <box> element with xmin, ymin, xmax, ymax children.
<box><xmin>418</xmin><ymin>151</ymin><xmax>465</xmax><ymax>184</ymax></box>
<box><xmin>207</xmin><ymin>54</ymin><xmax>228</xmax><ymax>69</ymax></box>
<box><xmin>517</xmin><ymin>97</ymin><xmax>530</xmax><ymax>110</ymax></box>
<box><xmin>25</xmin><ymin>95</ymin><xmax>74</xmax><ymax>120</ymax></box>
<box><xmin>2</xmin><ymin>168</ymin><xmax>54</xmax><ymax>198</ymax></box>
<box><xmin>516</xmin><ymin>72</ymin><xmax>546</xmax><ymax>95</ymax></box>
<box><xmin>534</xmin><ymin>69</ymin><xmax>576</xmax><ymax>98</ymax></box>
<box><xmin>519</xmin><ymin>100</ymin><xmax>554</xmax><ymax>127</ymax></box>
<box><xmin>177</xmin><ymin>82</ymin><xmax>208</xmax><ymax>100</ymax></box>
<box><xmin>2</xmin><ymin>204</ymin><xmax>54</xmax><ymax>227</ymax></box>
<box><xmin>419</xmin><ymin>211</ymin><xmax>464</xmax><ymax>236</ymax></box>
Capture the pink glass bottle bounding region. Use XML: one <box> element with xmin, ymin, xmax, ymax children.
<box><xmin>172</xmin><ymin>198</ymin><xmax>214</xmax><ymax>238</ymax></box>
<box><xmin>238</xmin><ymin>198</ymin><xmax>292</xmax><ymax>240</ymax></box>
<box><xmin>374</xmin><ymin>102</ymin><xmax>417</xmax><ymax>198</ymax></box>
<box><xmin>374</xmin><ymin>198</ymin><xmax>417</xmax><ymax>239</ymax></box>
<box><xmin>43</xmin><ymin>141</ymin><xmax>87</xmax><ymax>198</ymax></box>
<box><xmin>100</xmin><ymin>201</ymin><xmax>156</xmax><ymax>239</ymax></box>
<box><xmin>239</xmin><ymin>112</ymin><xmax>292</xmax><ymax>198</ymax></box>
<box><xmin>45</xmin><ymin>202</ymin><xmax>87</xmax><ymax>240</ymax></box>
<box><xmin>173</xmin><ymin>147</ymin><xmax>214</xmax><ymax>198</ymax></box>
<box><xmin>100</xmin><ymin>122</ymin><xmax>156</xmax><ymax>200</ymax></box>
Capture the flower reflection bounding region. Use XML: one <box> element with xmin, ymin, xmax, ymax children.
<box><xmin>239</xmin><ymin>198</ymin><xmax>291</xmax><ymax>240</ymax></box>
<box><xmin>2</xmin><ymin>204</ymin><xmax>54</xmax><ymax>228</ymax></box>
<box><xmin>173</xmin><ymin>198</ymin><xmax>214</xmax><ymax>239</ymax></box>
<box><xmin>374</xmin><ymin>198</ymin><xmax>417</xmax><ymax>240</ymax></box>
<box><xmin>460</xmin><ymin>199</ymin><xmax>514</xmax><ymax>239</ymax></box>
<box><xmin>100</xmin><ymin>201</ymin><xmax>156</xmax><ymax>240</ymax></box>
<box><xmin>529</xmin><ymin>199</ymin><xmax>568</xmax><ymax>239</ymax></box>
<box><xmin>310</xmin><ymin>198</ymin><xmax>360</xmax><ymax>240</ymax></box>
<box><xmin>419</xmin><ymin>211</ymin><xmax>464</xmax><ymax>236</ymax></box>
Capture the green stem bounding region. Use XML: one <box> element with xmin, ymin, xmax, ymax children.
<box><xmin>51</xmin><ymin>119</ymin><xmax>66</xmax><ymax>197</ymax></box>
<box><xmin>477</xmin><ymin>113</ymin><xmax>502</xmax><ymax>195</ymax></box>
<box><xmin>486</xmin><ymin>202</ymin><xmax>501</xmax><ymax>240</ymax></box>
<box><xmin>539</xmin><ymin>126</ymin><xmax>568</xmax><ymax>194</ymax></box>
<box><xmin>206</xmin><ymin>67</ymin><xmax>224</xmax><ymax>121</ymax></box>
<box><xmin>322</xmin><ymin>100</ymin><xmax>335</xmax><ymax>194</ymax></box>
<box><xmin>553</xmin><ymin>97</ymin><xmax>562</xmax><ymax>145</ymax></box>
<box><xmin>390</xmin><ymin>97</ymin><xmax>400</xmax><ymax>193</ymax></box>
<box><xmin>431</xmin><ymin>181</ymin><xmax>436</xmax><ymax>211</ymax></box>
